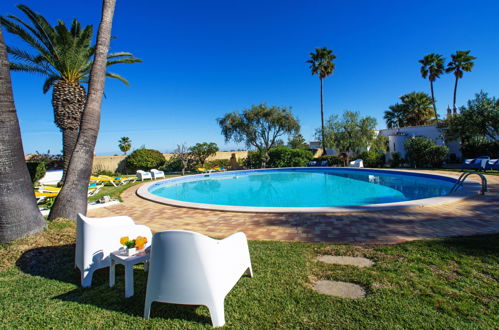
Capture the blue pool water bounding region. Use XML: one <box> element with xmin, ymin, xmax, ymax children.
<box><xmin>148</xmin><ymin>168</ymin><xmax>456</xmax><ymax>208</ymax></box>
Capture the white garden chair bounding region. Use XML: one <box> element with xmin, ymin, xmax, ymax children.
<box><xmin>150</xmin><ymin>169</ymin><xmax>165</xmax><ymax>180</ymax></box>
<box><xmin>136</xmin><ymin>170</ymin><xmax>153</xmax><ymax>181</ymax></box>
<box><xmin>349</xmin><ymin>159</ymin><xmax>364</xmax><ymax>168</ymax></box>
<box><xmin>144</xmin><ymin>230</ymin><xmax>253</xmax><ymax>327</ymax></box>
<box><xmin>75</xmin><ymin>213</ymin><xmax>152</xmax><ymax>287</ymax></box>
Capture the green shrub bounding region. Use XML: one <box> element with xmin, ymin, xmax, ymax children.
<box><xmin>160</xmin><ymin>157</ymin><xmax>183</xmax><ymax>173</ymax></box>
<box><xmin>389</xmin><ymin>152</ymin><xmax>404</xmax><ymax>168</ymax></box>
<box><xmin>316</xmin><ymin>155</ymin><xmax>344</xmax><ymax>166</ymax></box>
<box><xmin>26</xmin><ymin>161</ymin><xmax>46</xmax><ymax>183</ymax></box>
<box><xmin>357</xmin><ymin>150</ymin><xmax>385</xmax><ymax>168</ymax></box>
<box><xmin>204</xmin><ymin>159</ymin><xmax>231</xmax><ymax>169</ymax></box>
<box><xmin>245</xmin><ymin>150</ymin><xmax>263</xmax><ymax>169</ymax></box>
<box><xmin>405</xmin><ymin>137</ymin><xmax>448</xmax><ymax>168</ymax></box>
<box><xmin>93</xmin><ymin>170</ymin><xmax>121</xmax><ymax>177</ymax></box>
<box><xmin>125</xmin><ymin>149</ymin><xmax>165</xmax><ymax>172</ymax></box>
<box><xmin>427</xmin><ymin>145</ymin><xmax>449</xmax><ymax>168</ymax></box>
<box><xmin>461</xmin><ymin>138</ymin><xmax>499</xmax><ymax>158</ymax></box>
<box><xmin>244</xmin><ymin>147</ymin><xmax>313</xmax><ymax>169</ymax></box>
<box><xmin>267</xmin><ymin>147</ymin><xmax>313</xmax><ymax>168</ymax></box>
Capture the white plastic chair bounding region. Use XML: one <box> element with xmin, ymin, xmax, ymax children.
<box><xmin>144</xmin><ymin>230</ymin><xmax>253</xmax><ymax>327</ymax></box>
<box><xmin>349</xmin><ymin>159</ymin><xmax>364</xmax><ymax>168</ymax></box>
<box><xmin>136</xmin><ymin>170</ymin><xmax>153</xmax><ymax>181</ymax></box>
<box><xmin>150</xmin><ymin>169</ymin><xmax>165</xmax><ymax>180</ymax></box>
<box><xmin>75</xmin><ymin>213</ymin><xmax>152</xmax><ymax>287</ymax></box>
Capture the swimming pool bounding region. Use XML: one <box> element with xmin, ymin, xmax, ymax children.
<box><xmin>137</xmin><ymin>168</ymin><xmax>475</xmax><ymax>213</ymax></box>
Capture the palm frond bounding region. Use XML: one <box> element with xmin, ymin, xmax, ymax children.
<box><xmin>9</xmin><ymin>62</ymin><xmax>51</xmax><ymax>75</ymax></box>
<box><xmin>0</xmin><ymin>16</ymin><xmax>51</xmax><ymax>59</ymax></box>
<box><xmin>105</xmin><ymin>72</ymin><xmax>129</xmax><ymax>86</ymax></box>
<box><xmin>16</xmin><ymin>5</ymin><xmax>57</xmax><ymax>56</ymax></box>
<box><xmin>42</xmin><ymin>75</ymin><xmax>60</xmax><ymax>93</ymax></box>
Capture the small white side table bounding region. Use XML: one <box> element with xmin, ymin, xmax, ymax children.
<box><xmin>109</xmin><ymin>249</ymin><xmax>150</xmax><ymax>298</ymax></box>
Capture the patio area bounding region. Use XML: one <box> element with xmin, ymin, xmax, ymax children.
<box><xmin>88</xmin><ymin>170</ymin><xmax>499</xmax><ymax>244</ymax></box>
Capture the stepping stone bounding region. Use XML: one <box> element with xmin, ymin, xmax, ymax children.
<box><xmin>317</xmin><ymin>255</ymin><xmax>374</xmax><ymax>267</ymax></box>
<box><xmin>314</xmin><ymin>280</ymin><xmax>366</xmax><ymax>299</ymax></box>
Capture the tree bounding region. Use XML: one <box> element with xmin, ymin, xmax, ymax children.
<box><xmin>419</xmin><ymin>53</ymin><xmax>445</xmax><ymax>123</ymax></box>
<box><xmin>384</xmin><ymin>92</ymin><xmax>434</xmax><ymax>128</ymax></box>
<box><xmin>383</xmin><ymin>103</ymin><xmax>405</xmax><ymax>128</ymax></box>
<box><xmin>446</xmin><ymin>50</ymin><xmax>476</xmax><ymax>111</ymax></box>
<box><xmin>0</xmin><ymin>23</ymin><xmax>45</xmax><ymax>243</ymax></box>
<box><xmin>218</xmin><ymin>104</ymin><xmax>300</xmax><ymax>168</ymax></box>
<box><xmin>173</xmin><ymin>144</ymin><xmax>194</xmax><ymax>176</ymax></box>
<box><xmin>444</xmin><ymin>91</ymin><xmax>499</xmax><ymax>144</ymax></box>
<box><xmin>49</xmin><ymin>0</ymin><xmax>116</xmax><ymax>220</ymax></box>
<box><xmin>319</xmin><ymin>111</ymin><xmax>377</xmax><ymax>164</ymax></box>
<box><xmin>189</xmin><ymin>142</ymin><xmax>218</xmax><ymax>167</ymax></box>
<box><xmin>118</xmin><ymin>136</ymin><xmax>132</xmax><ymax>155</ymax></box>
<box><xmin>307</xmin><ymin>47</ymin><xmax>336</xmax><ymax>155</ymax></box>
<box><xmin>287</xmin><ymin>133</ymin><xmax>309</xmax><ymax>149</ymax></box>
<box><xmin>1</xmin><ymin>5</ymin><xmax>141</xmax><ymax>182</ymax></box>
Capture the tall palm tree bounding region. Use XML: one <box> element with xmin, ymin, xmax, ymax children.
<box><xmin>419</xmin><ymin>53</ymin><xmax>444</xmax><ymax>123</ymax></box>
<box><xmin>50</xmin><ymin>0</ymin><xmax>116</xmax><ymax>220</ymax></box>
<box><xmin>445</xmin><ymin>50</ymin><xmax>476</xmax><ymax>111</ymax></box>
<box><xmin>0</xmin><ymin>5</ymin><xmax>141</xmax><ymax>182</ymax></box>
<box><xmin>118</xmin><ymin>136</ymin><xmax>132</xmax><ymax>155</ymax></box>
<box><xmin>0</xmin><ymin>24</ymin><xmax>45</xmax><ymax>243</ymax></box>
<box><xmin>307</xmin><ymin>47</ymin><xmax>336</xmax><ymax>155</ymax></box>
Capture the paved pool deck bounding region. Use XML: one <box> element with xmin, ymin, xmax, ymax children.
<box><xmin>88</xmin><ymin>170</ymin><xmax>499</xmax><ymax>244</ymax></box>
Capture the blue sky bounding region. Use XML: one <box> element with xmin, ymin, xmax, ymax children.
<box><xmin>1</xmin><ymin>0</ymin><xmax>498</xmax><ymax>155</ymax></box>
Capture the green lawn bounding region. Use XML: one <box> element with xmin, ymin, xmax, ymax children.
<box><xmin>0</xmin><ymin>220</ymin><xmax>497</xmax><ymax>328</ymax></box>
<box><xmin>87</xmin><ymin>174</ymin><xmax>180</xmax><ymax>203</ymax></box>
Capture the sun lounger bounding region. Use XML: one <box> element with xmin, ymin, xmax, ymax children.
<box><xmin>90</xmin><ymin>175</ymin><xmax>118</xmax><ymax>186</ymax></box>
<box><xmin>136</xmin><ymin>170</ymin><xmax>153</xmax><ymax>181</ymax></box>
<box><xmin>486</xmin><ymin>159</ymin><xmax>499</xmax><ymax>171</ymax></box>
<box><xmin>349</xmin><ymin>159</ymin><xmax>364</xmax><ymax>168</ymax></box>
<box><xmin>150</xmin><ymin>169</ymin><xmax>165</xmax><ymax>179</ymax></box>
<box><xmin>461</xmin><ymin>156</ymin><xmax>489</xmax><ymax>171</ymax></box>
<box><xmin>144</xmin><ymin>230</ymin><xmax>253</xmax><ymax>327</ymax></box>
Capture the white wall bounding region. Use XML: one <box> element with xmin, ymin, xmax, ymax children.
<box><xmin>379</xmin><ymin>125</ymin><xmax>462</xmax><ymax>161</ymax></box>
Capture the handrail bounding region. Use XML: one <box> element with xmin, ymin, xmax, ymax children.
<box><xmin>449</xmin><ymin>171</ymin><xmax>488</xmax><ymax>195</ymax></box>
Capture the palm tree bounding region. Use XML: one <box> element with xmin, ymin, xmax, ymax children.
<box><xmin>0</xmin><ymin>5</ymin><xmax>141</xmax><ymax>182</ymax></box>
<box><xmin>383</xmin><ymin>104</ymin><xmax>405</xmax><ymax>128</ymax></box>
<box><xmin>384</xmin><ymin>92</ymin><xmax>434</xmax><ymax>128</ymax></box>
<box><xmin>401</xmin><ymin>92</ymin><xmax>434</xmax><ymax>126</ymax></box>
<box><xmin>0</xmin><ymin>24</ymin><xmax>45</xmax><ymax>243</ymax></box>
<box><xmin>307</xmin><ymin>47</ymin><xmax>336</xmax><ymax>155</ymax></box>
<box><xmin>50</xmin><ymin>0</ymin><xmax>116</xmax><ymax>220</ymax></box>
<box><xmin>446</xmin><ymin>50</ymin><xmax>476</xmax><ymax>111</ymax></box>
<box><xmin>118</xmin><ymin>137</ymin><xmax>132</xmax><ymax>155</ymax></box>
<box><xmin>419</xmin><ymin>53</ymin><xmax>444</xmax><ymax>123</ymax></box>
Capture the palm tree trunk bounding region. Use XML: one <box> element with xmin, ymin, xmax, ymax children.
<box><xmin>452</xmin><ymin>76</ymin><xmax>458</xmax><ymax>111</ymax></box>
<box><xmin>320</xmin><ymin>77</ymin><xmax>326</xmax><ymax>156</ymax></box>
<box><xmin>49</xmin><ymin>0</ymin><xmax>116</xmax><ymax>220</ymax></box>
<box><xmin>0</xmin><ymin>26</ymin><xmax>45</xmax><ymax>242</ymax></box>
<box><xmin>60</xmin><ymin>128</ymin><xmax>78</xmax><ymax>184</ymax></box>
<box><xmin>430</xmin><ymin>80</ymin><xmax>438</xmax><ymax>125</ymax></box>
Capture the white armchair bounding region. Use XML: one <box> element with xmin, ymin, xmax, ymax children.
<box><xmin>136</xmin><ymin>170</ymin><xmax>152</xmax><ymax>181</ymax></box>
<box><xmin>150</xmin><ymin>169</ymin><xmax>165</xmax><ymax>180</ymax></box>
<box><xmin>144</xmin><ymin>230</ymin><xmax>253</xmax><ymax>327</ymax></box>
<box><xmin>349</xmin><ymin>159</ymin><xmax>364</xmax><ymax>168</ymax></box>
<box><xmin>75</xmin><ymin>213</ymin><xmax>152</xmax><ymax>287</ymax></box>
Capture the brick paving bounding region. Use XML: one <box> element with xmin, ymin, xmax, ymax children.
<box><xmin>88</xmin><ymin>170</ymin><xmax>499</xmax><ymax>244</ymax></box>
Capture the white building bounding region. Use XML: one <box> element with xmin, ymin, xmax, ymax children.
<box><xmin>378</xmin><ymin>124</ymin><xmax>461</xmax><ymax>161</ymax></box>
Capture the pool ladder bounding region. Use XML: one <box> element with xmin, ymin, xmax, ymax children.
<box><xmin>449</xmin><ymin>171</ymin><xmax>488</xmax><ymax>195</ymax></box>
